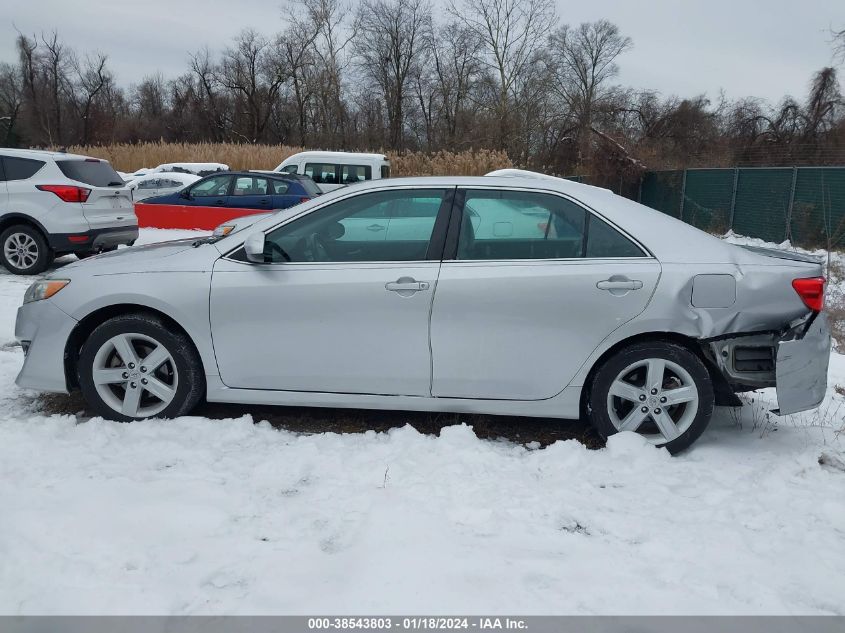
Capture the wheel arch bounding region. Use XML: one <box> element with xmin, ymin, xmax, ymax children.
<box><xmin>578</xmin><ymin>331</ymin><xmax>738</xmax><ymax>416</ymax></box>
<box><xmin>63</xmin><ymin>303</ymin><xmax>205</xmax><ymax>390</ymax></box>
<box><xmin>0</xmin><ymin>214</ymin><xmax>50</xmax><ymax>239</ymax></box>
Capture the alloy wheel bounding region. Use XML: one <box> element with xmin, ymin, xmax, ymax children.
<box><xmin>606</xmin><ymin>357</ymin><xmax>699</xmax><ymax>444</ymax></box>
<box><xmin>4</xmin><ymin>232</ymin><xmax>39</xmax><ymax>271</ymax></box>
<box><xmin>91</xmin><ymin>333</ymin><xmax>179</xmax><ymax>418</ymax></box>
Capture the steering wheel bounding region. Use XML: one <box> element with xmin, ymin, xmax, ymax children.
<box><xmin>305</xmin><ymin>232</ymin><xmax>330</xmax><ymax>262</ymax></box>
<box><xmin>267</xmin><ymin>240</ymin><xmax>291</xmax><ymax>262</ymax></box>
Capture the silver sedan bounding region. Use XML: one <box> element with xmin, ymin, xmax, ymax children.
<box><xmin>15</xmin><ymin>175</ymin><xmax>830</xmax><ymax>453</ymax></box>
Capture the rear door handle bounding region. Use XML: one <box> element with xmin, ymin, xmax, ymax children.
<box><xmin>596</xmin><ymin>277</ymin><xmax>644</xmax><ymax>299</ymax></box>
<box><xmin>597</xmin><ymin>279</ymin><xmax>643</xmax><ymax>291</ymax></box>
<box><xmin>386</xmin><ymin>278</ymin><xmax>430</xmax><ymax>295</ymax></box>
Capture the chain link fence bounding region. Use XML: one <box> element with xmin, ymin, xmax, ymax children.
<box><xmin>638</xmin><ymin>167</ymin><xmax>845</xmax><ymax>249</ymax></box>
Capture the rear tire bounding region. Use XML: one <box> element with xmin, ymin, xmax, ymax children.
<box><xmin>0</xmin><ymin>225</ymin><xmax>53</xmax><ymax>275</ymax></box>
<box><xmin>78</xmin><ymin>313</ymin><xmax>205</xmax><ymax>422</ymax></box>
<box><xmin>587</xmin><ymin>341</ymin><xmax>715</xmax><ymax>454</ymax></box>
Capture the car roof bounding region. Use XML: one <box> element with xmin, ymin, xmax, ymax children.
<box><xmin>0</xmin><ymin>147</ymin><xmax>104</xmax><ymax>162</ymax></box>
<box><xmin>221</xmin><ymin>170</ymin><xmax>299</xmax><ymax>180</ymax></box>
<box><xmin>281</xmin><ymin>151</ymin><xmax>388</xmax><ymax>162</ymax></box>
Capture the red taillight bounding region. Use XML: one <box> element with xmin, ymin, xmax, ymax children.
<box><xmin>792</xmin><ymin>277</ymin><xmax>825</xmax><ymax>312</ymax></box>
<box><xmin>299</xmin><ymin>197</ymin><xmax>311</xmax><ymax>203</ymax></box>
<box><xmin>36</xmin><ymin>185</ymin><xmax>91</xmax><ymax>203</ymax></box>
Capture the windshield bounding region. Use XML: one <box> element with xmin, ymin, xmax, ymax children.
<box><xmin>57</xmin><ymin>159</ymin><xmax>124</xmax><ymax>187</ymax></box>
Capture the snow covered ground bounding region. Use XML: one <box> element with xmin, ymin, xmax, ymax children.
<box><xmin>0</xmin><ymin>230</ymin><xmax>844</xmax><ymax>615</ymax></box>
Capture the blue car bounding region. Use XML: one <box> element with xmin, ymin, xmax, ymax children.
<box><xmin>137</xmin><ymin>171</ymin><xmax>323</xmax><ymax>229</ymax></box>
<box><xmin>143</xmin><ymin>171</ymin><xmax>321</xmax><ymax>210</ymax></box>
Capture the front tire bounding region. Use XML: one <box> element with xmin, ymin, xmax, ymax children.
<box><xmin>78</xmin><ymin>313</ymin><xmax>205</xmax><ymax>421</ymax></box>
<box><xmin>587</xmin><ymin>341</ymin><xmax>715</xmax><ymax>454</ymax></box>
<box><xmin>0</xmin><ymin>225</ymin><xmax>53</xmax><ymax>275</ymax></box>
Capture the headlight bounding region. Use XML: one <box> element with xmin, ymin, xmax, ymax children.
<box><xmin>24</xmin><ymin>280</ymin><xmax>70</xmax><ymax>304</ymax></box>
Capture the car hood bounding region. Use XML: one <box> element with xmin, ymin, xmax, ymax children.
<box><xmin>56</xmin><ymin>239</ymin><xmax>210</xmax><ymax>275</ymax></box>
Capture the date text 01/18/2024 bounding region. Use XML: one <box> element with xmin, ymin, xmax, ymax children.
<box><xmin>307</xmin><ymin>618</ymin><xmax>528</xmax><ymax>630</ymax></box>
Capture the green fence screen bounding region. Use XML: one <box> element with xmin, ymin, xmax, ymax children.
<box><xmin>640</xmin><ymin>171</ymin><xmax>683</xmax><ymax>218</ymax></box>
<box><xmin>638</xmin><ymin>167</ymin><xmax>845</xmax><ymax>248</ymax></box>
<box><xmin>682</xmin><ymin>169</ymin><xmax>734</xmax><ymax>234</ymax></box>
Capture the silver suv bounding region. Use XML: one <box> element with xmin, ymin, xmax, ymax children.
<box><xmin>0</xmin><ymin>149</ymin><xmax>138</xmax><ymax>274</ymax></box>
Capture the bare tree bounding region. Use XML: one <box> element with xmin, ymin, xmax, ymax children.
<box><xmin>277</xmin><ymin>3</ymin><xmax>322</xmax><ymax>146</ymax></box>
<box><xmin>218</xmin><ymin>29</ymin><xmax>287</xmax><ymax>143</ymax></box>
<box><xmin>40</xmin><ymin>31</ymin><xmax>73</xmax><ymax>146</ymax></box>
<box><xmin>833</xmin><ymin>27</ymin><xmax>845</xmax><ymax>63</ymax></box>
<box><xmin>548</xmin><ymin>20</ymin><xmax>632</xmax><ymax>167</ymax></box>
<box><xmin>354</xmin><ymin>0</ymin><xmax>432</xmax><ymax>150</ymax></box>
<box><xmin>70</xmin><ymin>52</ymin><xmax>111</xmax><ymax>145</ymax></box>
<box><xmin>189</xmin><ymin>48</ymin><xmax>227</xmax><ymax>141</ymax></box>
<box><xmin>448</xmin><ymin>0</ymin><xmax>556</xmax><ymax>152</ymax></box>
<box><xmin>427</xmin><ymin>20</ymin><xmax>483</xmax><ymax>147</ymax></box>
<box><xmin>0</xmin><ymin>62</ymin><xmax>23</xmax><ymax>145</ymax></box>
<box><xmin>297</xmin><ymin>0</ymin><xmax>357</xmax><ymax>147</ymax></box>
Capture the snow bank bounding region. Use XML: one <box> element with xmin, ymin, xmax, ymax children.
<box><xmin>0</xmin><ymin>229</ymin><xmax>843</xmax><ymax>615</ymax></box>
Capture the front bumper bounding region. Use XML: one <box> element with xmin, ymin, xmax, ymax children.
<box><xmin>47</xmin><ymin>226</ymin><xmax>139</xmax><ymax>253</ymax></box>
<box><xmin>775</xmin><ymin>313</ymin><xmax>831</xmax><ymax>415</ymax></box>
<box><xmin>15</xmin><ymin>300</ymin><xmax>78</xmax><ymax>393</ymax></box>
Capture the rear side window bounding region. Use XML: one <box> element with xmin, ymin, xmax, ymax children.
<box><xmin>380</xmin><ymin>164</ymin><xmax>391</xmax><ymax>179</ymax></box>
<box><xmin>304</xmin><ymin>163</ymin><xmax>338</xmax><ymax>185</ymax></box>
<box><xmin>341</xmin><ymin>165</ymin><xmax>371</xmax><ymax>183</ymax></box>
<box><xmin>271</xmin><ymin>180</ymin><xmax>289</xmax><ymax>194</ymax></box>
<box><xmin>458</xmin><ymin>190</ymin><xmax>586</xmax><ymax>260</ymax></box>
<box><xmin>296</xmin><ymin>177</ymin><xmax>322</xmax><ymax>197</ymax></box>
<box><xmin>57</xmin><ymin>159</ymin><xmax>122</xmax><ymax>187</ymax></box>
<box><xmin>3</xmin><ymin>156</ymin><xmax>46</xmax><ymax>181</ymax></box>
<box><xmin>586</xmin><ymin>216</ymin><xmax>645</xmax><ymax>258</ymax></box>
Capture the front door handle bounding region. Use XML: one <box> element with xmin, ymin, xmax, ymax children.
<box><xmin>597</xmin><ymin>279</ymin><xmax>643</xmax><ymax>291</ymax></box>
<box><xmin>386</xmin><ymin>277</ymin><xmax>430</xmax><ymax>296</ymax></box>
<box><xmin>368</xmin><ymin>224</ymin><xmax>386</xmax><ymax>232</ymax></box>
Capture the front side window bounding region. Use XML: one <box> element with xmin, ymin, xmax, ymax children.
<box><xmin>262</xmin><ymin>189</ymin><xmax>447</xmax><ymax>263</ymax></box>
<box><xmin>281</xmin><ymin>164</ymin><xmax>298</xmax><ymax>174</ymax></box>
<box><xmin>341</xmin><ymin>164</ymin><xmax>371</xmax><ymax>184</ymax></box>
<box><xmin>190</xmin><ymin>175</ymin><xmax>232</xmax><ymax>197</ymax></box>
<box><xmin>3</xmin><ymin>156</ymin><xmax>46</xmax><ymax>181</ymax></box>
<box><xmin>232</xmin><ymin>176</ymin><xmax>269</xmax><ymax>196</ymax></box>
<box><xmin>304</xmin><ymin>163</ymin><xmax>338</xmax><ymax>185</ymax></box>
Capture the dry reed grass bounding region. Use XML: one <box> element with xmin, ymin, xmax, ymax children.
<box><xmin>67</xmin><ymin>142</ymin><xmax>512</xmax><ymax>176</ymax></box>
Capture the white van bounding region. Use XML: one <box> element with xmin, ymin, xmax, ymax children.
<box><xmin>273</xmin><ymin>151</ymin><xmax>390</xmax><ymax>193</ymax></box>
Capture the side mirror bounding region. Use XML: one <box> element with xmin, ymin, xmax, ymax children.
<box><xmin>179</xmin><ymin>189</ymin><xmax>191</xmax><ymax>200</ymax></box>
<box><xmin>244</xmin><ymin>232</ymin><xmax>266</xmax><ymax>263</ymax></box>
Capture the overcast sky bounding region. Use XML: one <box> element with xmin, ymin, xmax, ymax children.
<box><xmin>3</xmin><ymin>0</ymin><xmax>844</xmax><ymax>105</ymax></box>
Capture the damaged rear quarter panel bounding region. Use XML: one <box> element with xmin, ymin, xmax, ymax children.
<box><xmin>567</xmin><ymin>251</ymin><xmax>820</xmax><ymax>388</ymax></box>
